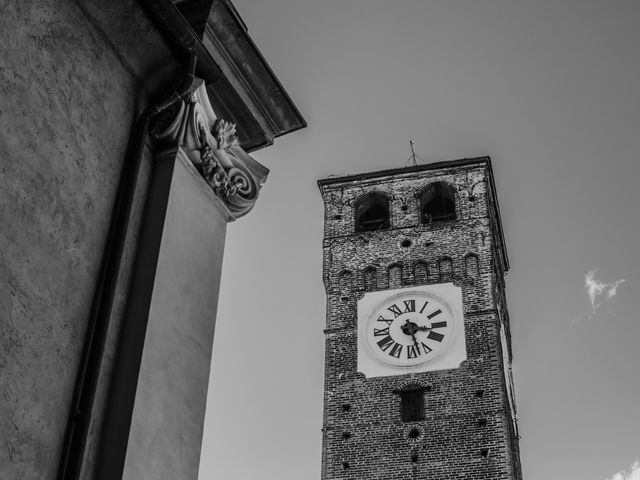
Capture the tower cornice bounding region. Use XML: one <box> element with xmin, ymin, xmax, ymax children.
<box><xmin>317</xmin><ymin>157</ymin><xmax>491</xmax><ymax>188</ymax></box>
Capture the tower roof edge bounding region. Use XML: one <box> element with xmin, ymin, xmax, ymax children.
<box><xmin>317</xmin><ymin>156</ymin><xmax>491</xmax><ymax>187</ymax></box>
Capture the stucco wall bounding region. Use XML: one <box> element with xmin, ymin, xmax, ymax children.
<box><xmin>120</xmin><ymin>151</ymin><xmax>226</xmax><ymax>480</ymax></box>
<box><xmin>0</xmin><ymin>0</ymin><xmax>179</xmax><ymax>477</ymax></box>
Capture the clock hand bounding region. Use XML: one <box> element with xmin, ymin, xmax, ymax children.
<box><xmin>400</xmin><ymin>320</ymin><xmax>422</xmax><ymax>349</ymax></box>
<box><xmin>400</xmin><ymin>319</ymin><xmax>418</xmax><ymax>336</ymax></box>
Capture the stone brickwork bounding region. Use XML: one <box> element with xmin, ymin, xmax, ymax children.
<box><xmin>318</xmin><ymin>158</ymin><xmax>522</xmax><ymax>480</ymax></box>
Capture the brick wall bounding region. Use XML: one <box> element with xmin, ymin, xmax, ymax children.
<box><xmin>318</xmin><ymin>159</ymin><xmax>522</xmax><ymax>479</ymax></box>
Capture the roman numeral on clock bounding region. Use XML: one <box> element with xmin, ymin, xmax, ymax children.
<box><xmin>377</xmin><ymin>335</ymin><xmax>395</xmax><ymax>352</ymax></box>
<box><xmin>427</xmin><ymin>309</ymin><xmax>442</xmax><ymax>319</ymax></box>
<box><xmin>407</xmin><ymin>342</ymin><xmax>433</xmax><ymax>358</ymax></box>
<box><xmin>419</xmin><ymin>300</ymin><xmax>429</xmax><ymax>313</ymax></box>
<box><xmin>373</xmin><ymin>327</ymin><xmax>389</xmax><ymax>337</ymax></box>
<box><xmin>389</xmin><ymin>343</ymin><xmax>403</xmax><ymax>358</ymax></box>
<box><xmin>431</xmin><ymin>321</ymin><xmax>447</xmax><ymax>329</ymax></box>
<box><xmin>387</xmin><ymin>304</ymin><xmax>403</xmax><ymax>318</ymax></box>
<box><xmin>407</xmin><ymin>344</ymin><xmax>421</xmax><ymax>359</ymax></box>
<box><xmin>427</xmin><ymin>331</ymin><xmax>444</xmax><ymax>342</ymax></box>
<box><xmin>377</xmin><ymin>315</ymin><xmax>393</xmax><ymax>326</ymax></box>
<box><xmin>377</xmin><ymin>336</ymin><xmax>403</xmax><ymax>358</ymax></box>
<box><xmin>403</xmin><ymin>300</ymin><xmax>415</xmax><ymax>313</ymax></box>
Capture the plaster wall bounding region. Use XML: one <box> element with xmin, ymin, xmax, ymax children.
<box><xmin>0</xmin><ymin>0</ymin><xmax>178</xmax><ymax>477</ymax></box>
<box><xmin>121</xmin><ymin>151</ymin><xmax>226</xmax><ymax>480</ymax></box>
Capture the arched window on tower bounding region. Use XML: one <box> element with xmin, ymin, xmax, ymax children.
<box><xmin>414</xmin><ymin>261</ymin><xmax>429</xmax><ymax>285</ymax></box>
<box><xmin>439</xmin><ymin>256</ymin><xmax>453</xmax><ymax>281</ymax></box>
<box><xmin>394</xmin><ymin>385</ymin><xmax>429</xmax><ymax>422</ymax></box>
<box><xmin>363</xmin><ymin>266</ymin><xmax>377</xmax><ymax>291</ymax></box>
<box><xmin>465</xmin><ymin>254</ymin><xmax>479</xmax><ymax>279</ymax></box>
<box><xmin>354</xmin><ymin>193</ymin><xmax>390</xmax><ymax>232</ymax></box>
<box><xmin>388</xmin><ymin>264</ymin><xmax>402</xmax><ymax>288</ymax></box>
<box><xmin>419</xmin><ymin>182</ymin><xmax>456</xmax><ymax>223</ymax></box>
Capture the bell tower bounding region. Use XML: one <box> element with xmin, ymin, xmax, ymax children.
<box><xmin>318</xmin><ymin>157</ymin><xmax>522</xmax><ymax>479</ymax></box>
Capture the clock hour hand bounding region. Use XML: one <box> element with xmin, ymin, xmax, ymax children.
<box><xmin>401</xmin><ymin>320</ymin><xmax>421</xmax><ymax>349</ymax></box>
<box><xmin>415</xmin><ymin>325</ymin><xmax>433</xmax><ymax>331</ymax></box>
<box><xmin>401</xmin><ymin>319</ymin><xmax>418</xmax><ymax>336</ymax></box>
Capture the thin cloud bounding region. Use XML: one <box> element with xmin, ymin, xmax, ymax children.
<box><xmin>606</xmin><ymin>460</ymin><xmax>640</xmax><ymax>480</ymax></box>
<box><xmin>585</xmin><ymin>269</ymin><xmax>625</xmax><ymax>313</ymax></box>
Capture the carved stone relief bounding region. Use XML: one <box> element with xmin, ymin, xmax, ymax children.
<box><xmin>150</xmin><ymin>82</ymin><xmax>268</xmax><ymax>219</ymax></box>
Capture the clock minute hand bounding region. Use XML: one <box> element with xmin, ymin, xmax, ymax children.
<box><xmin>415</xmin><ymin>325</ymin><xmax>433</xmax><ymax>332</ymax></box>
<box><xmin>401</xmin><ymin>319</ymin><xmax>418</xmax><ymax>336</ymax></box>
<box><xmin>400</xmin><ymin>320</ymin><xmax>421</xmax><ymax>349</ymax></box>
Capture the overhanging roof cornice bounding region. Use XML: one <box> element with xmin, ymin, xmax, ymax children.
<box><xmin>137</xmin><ymin>0</ymin><xmax>306</xmax><ymax>152</ymax></box>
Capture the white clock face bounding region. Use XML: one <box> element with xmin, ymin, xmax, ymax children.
<box><xmin>365</xmin><ymin>290</ymin><xmax>456</xmax><ymax>367</ymax></box>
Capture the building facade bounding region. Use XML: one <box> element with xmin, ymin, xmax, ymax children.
<box><xmin>318</xmin><ymin>158</ymin><xmax>522</xmax><ymax>479</ymax></box>
<box><xmin>0</xmin><ymin>1</ymin><xmax>304</xmax><ymax>479</ymax></box>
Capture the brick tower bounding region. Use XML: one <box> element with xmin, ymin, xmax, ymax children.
<box><xmin>317</xmin><ymin>157</ymin><xmax>522</xmax><ymax>480</ymax></box>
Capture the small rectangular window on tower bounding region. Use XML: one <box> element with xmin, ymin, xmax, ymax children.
<box><xmin>400</xmin><ymin>389</ymin><xmax>424</xmax><ymax>422</ymax></box>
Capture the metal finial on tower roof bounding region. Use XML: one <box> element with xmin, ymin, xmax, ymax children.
<box><xmin>407</xmin><ymin>139</ymin><xmax>424</xmax><ymax>167</ymax></box>
<box><xmin>410</xmin><ymin>139</ymin><xmax>417</xmax><ymax>166</ymax></box>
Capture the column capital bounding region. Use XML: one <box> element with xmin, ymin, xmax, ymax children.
<box><xmin>150</xmin><ymin>82</ymin><xmax>268</xmax><ymax>220</ymax></box>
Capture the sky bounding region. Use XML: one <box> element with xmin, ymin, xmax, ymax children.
<box><xmin>198</xmin><ymin>1</ymin><xmax>640</xmax><ymax>479</ymax></box>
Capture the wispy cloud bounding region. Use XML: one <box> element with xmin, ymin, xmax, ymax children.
<box><xmin>585</xmin><ymin>269</ymin><xmax>625</xmax><ymax>314</ymax></box>
<box><xmin>605</xmin><ymin>460</ymin><xmax>640</xmax><ymax>480</ymax></box>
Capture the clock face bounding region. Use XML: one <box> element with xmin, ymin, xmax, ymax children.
<box><xmin>365</xmin><ymin>290</ymin><xmax>456</xmax><ymax>367</ymax></box>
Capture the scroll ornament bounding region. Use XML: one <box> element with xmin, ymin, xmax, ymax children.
<box><xmin>150</xmin><ymin>82</ymin><xmax>268</xmax><ymax>219</ymax></box>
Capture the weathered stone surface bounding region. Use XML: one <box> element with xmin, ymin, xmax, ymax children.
<box><xmin>0</xmin><ymin>0</ymin><xmax>175</xmax><ymax>477</ymax></box>
<box><xmin>80</xmin><ymin>145</ymin><xmax>155</xmax><ymax>479</ymax></box>
<box><xmin>0</xmin><ymin>0</ymin><xmax>303</xmax><ymax>477</ymax></box>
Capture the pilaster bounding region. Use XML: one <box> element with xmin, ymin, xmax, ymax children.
<box><xmin>97</xmin><ymin>82</ymin><xmax>267</xmax><ymax>480</ymax></box>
